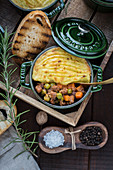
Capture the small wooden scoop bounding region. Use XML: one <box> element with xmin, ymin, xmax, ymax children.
<box><xmin>80</xmin><ymin>77</ymin><xmax>113</xmax><ymax>85</ymax></box>
<box><xmin>38</xmin><ymin>122</ymin><xmax>108</xmax><ymax>154</ymax></box>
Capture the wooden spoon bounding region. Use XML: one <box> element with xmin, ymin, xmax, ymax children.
<box><xmin>38</xmin><ymin>122</ymin><xmax>108</xmax><ymax>154</ymax></box>
<box><xmin>79</xmin><ymin>77</ymin><xmax>113</xmax><ymax>85</ymax></box>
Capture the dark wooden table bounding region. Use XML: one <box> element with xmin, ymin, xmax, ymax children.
<box><xmin>1</xmin><ymin>0</ymin><xmax>113</xmax><ymax>169</ymax></box>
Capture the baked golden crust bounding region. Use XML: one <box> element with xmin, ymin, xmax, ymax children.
<box><xmin>32</xmin><ymin>47</ymin><xmax>91</xmax><ymax>85</ymax></box>
<box><xmin>11</xmin><ymin>0</ymin><xmax>55</xmax><ymax>9</ymax></box>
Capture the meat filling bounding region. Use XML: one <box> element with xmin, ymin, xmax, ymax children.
<box><xmin>35</xmin><ymin>82</ymin><xmax>85</xmax><ymax>106</ymax></box>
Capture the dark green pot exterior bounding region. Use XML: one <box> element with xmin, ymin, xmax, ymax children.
<box><xmin>85</xmin><ymin>0</ymin><xmax>113</xmax><ymax>12</ymax></box>
<box><xmin>20</xmin><ymin>46</ymin><xmax>102</xmax><ymax>110</ymax></box>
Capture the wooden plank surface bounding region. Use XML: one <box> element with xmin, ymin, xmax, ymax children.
<box><xmin>59</xmin><ymin>0</ymin><xmax>93</xmax><ymax>19</ymax></box>
<box><xmin>88</xmin><ymin>10</ymin><xmax>113</xmax><ymax>170</ymax></box>
<box><xmin>1</xmin><ymin>0</ymin><xmax>113</xmax><ymax>170</ymax></box>
<box><xmin>89</xmin><ymin>54</ymin><xmax>113</xmax><ymax>170</ymax></box>
<box><xmin>0</xmin><ymin>0</ymin><xmax>22</xmax><ymax>32</ymax></box>
<box><xmin>92</xmin><ymin>12</ymin><xmax>113</xmax><ymax>44</ymax></box>
<box><xmin>40</xmin><ymin>149</ymin><xmax>89</xmax><ymax>170</ymax></box>
<box><xmin>0</xmin><ymin>0</ymin><xmax>23</xmax><ymax>89</ymax></box>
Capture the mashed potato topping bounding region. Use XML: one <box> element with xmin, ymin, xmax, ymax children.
<box><xmin>32</xmin><ymin>47</ymin><xmax>91</xmax><ymax>85</ymax></box>
<box><xmin>11</xmin><ymin>0</ymin><xmax>55</xmax><ymax>9</ymax></box>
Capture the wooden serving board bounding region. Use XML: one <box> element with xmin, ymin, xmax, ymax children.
<box><xmin>0</xmin><ymin>0</ymin><xmax>113</xmax><ymax>126</ymax></box>
<box><xmin>0</xmin><ymin>42</ymin><xmax>113</xmax><ymax>126</ymax></box>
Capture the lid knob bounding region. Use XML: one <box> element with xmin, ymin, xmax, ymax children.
<box><xmin>77</xmin><ymin>24</ymin><xmax>90</xmax><ymax>36</ymax></box>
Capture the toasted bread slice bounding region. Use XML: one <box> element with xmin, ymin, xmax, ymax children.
<box><xmin>12</xmin><ymin>10</ymin><xmax>51</xmax><ymax>65</ymax></box>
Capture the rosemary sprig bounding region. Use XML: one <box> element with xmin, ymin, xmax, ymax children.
<box><xmin>0</xmin><ymin>28</ymin><xmax>39</xmax><ymax>158</ymax></box>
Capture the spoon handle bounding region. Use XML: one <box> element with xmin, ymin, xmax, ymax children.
<box><xmin>81</xmin><ymin>77</ymin><xmax>113</xmax><ymax>85</ymax></box>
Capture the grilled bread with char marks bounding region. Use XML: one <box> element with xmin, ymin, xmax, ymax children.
<box><xmin>12</xmin><ymin>10</ymin><xmax>51</xmax><ymax>65</ymax></box>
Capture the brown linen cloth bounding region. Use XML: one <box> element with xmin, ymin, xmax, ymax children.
<box><xmin>0</xmin><ymin>126</ymin><xmax>40</xmax><ymax>170</ymax></box>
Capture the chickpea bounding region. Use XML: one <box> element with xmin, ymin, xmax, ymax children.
<box><xmin>44</xmin><ymin>83</ymin><xmax>50</xmax><ymax>89</ymax></box>
<box><xmin>44</xmin><ymin>94</ymin><xmax>50</xmax><ymax>101</ymax></box>
<box><xmin>50</xmin><ymin>82</ymin><xmax>55</xmax><ymax>87</ymax></box>
<box><xmin>61</xmin><ymin>97</ymin><xmax>64</xmax><ymax>101</ymax></box>
<box><xmin>68</xmin><ymin>89</ymin><xmax>72</xmax><ymax>94</ymax></box>
<box><xmin>41</xmin><ymin>89</ymin><xmax>46</xmax><ymax>96</ymax></box>
<box><xmin>57</xmin><ymin>93</ymin><xmax>62</xmax><ymax>99</ymax></box>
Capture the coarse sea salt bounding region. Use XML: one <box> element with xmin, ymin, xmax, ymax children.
<box><xmin>43</xmin><ymin>130</ymin><xmax>65</xmax><ymax>149</ymax></box>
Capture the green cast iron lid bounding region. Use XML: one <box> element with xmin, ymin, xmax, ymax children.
<box><xmin>93</xmin><ymin>0</ymin><xmax>113</xmax><ymax>7</ymax></box>
<box><xmin>101</xmin><ymin>0</ymin><xmax>113</xmax><ymax>2</ymax></box>
<box><xmin>52</xmin><ymin>18</ymin><xmax>108</xmax><ymax>59</ymax></box>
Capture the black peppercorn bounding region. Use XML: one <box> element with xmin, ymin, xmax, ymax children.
<box><xmin>79</xmin><ymin>126</ymin><xmax>103</xmax><ymax>146</ymax></box>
